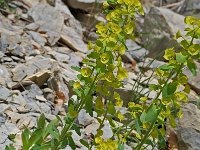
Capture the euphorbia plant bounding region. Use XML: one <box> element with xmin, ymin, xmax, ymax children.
<box><xmin>6</xmin><ymin>0</ymin><xmax>200</xmax><ymax>149</ymax></box>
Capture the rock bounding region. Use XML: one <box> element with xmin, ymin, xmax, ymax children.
<box><xmin>181</xmin><ymin>0</ymin><xmax>200</xmax><ymax>18</ymax></box>
<box><xmin>12</xmin><ymin>56</ymin><xmax>54</xmax><ymax>82</ymax></box>
<box><xmin>60</xmin><ymin>26</ymin><xmax>88</xmax><ymax>53</ymax></box>
<box><xmin>78</xmin><ymin>109</ymin><xmax>96</xmax><ymax>126</ymax></box>
<box><xmin>74</xmin><ymin>13</ymin><xmax>105</xmax><ymax>29</ymax></box>
<box><xmin>27</xmin><ymin>70</ymin><xmax>51</xmax><ymax>87</ymax></box>
<box><xmin>63</xmin><ymin>0</ymin><xmax>104</xmax><ymax>12</ymax></box>
<box><xmin>28</xmin><ymin>31</ymin><xmax>47</xmax><ymax>46</ymax></box>
<box><xmin>0</xmin><ymin>87</ymin><xmax>11</xmax><ymax>101</ymax></box>
<box><xmin>48</xmin><ymin>51</ymin><xmax>70</xmax><ymax>63</ymax></box>
<box><xmin>141</xmin><ymin>7</ymin><xmax>186</xmax><ymax>58</ymax></box>
<box><xmin>55</xmin><ymin>0</ymin><xmax>74</xmax><ymax>18</ymax></box>
<box><xmin>28</xmin><ymin>4</ymin><xmax>64</xmax><ymax>45</ymax></box>
<box><xmin>126</xmin><ymin>40</ymin><xmax>149</xmax><ymax>62</ymax></box>
<box><xmin>47</xmin><ymin>69</ymin><xmax>70</xmax><ymax>103</ymax></box>
<box><xmin>138</xmin><ymin>57</ymin><xmax>166</xmax><ymax>69</ymax></box>
<box><xmin>176</xmin><ymin>103</ymin><xmax>200</xmax><ymax>150</ymax></box>
<box><xmin>0</xmin><ymin>65</ymin><xmax>12</xmax><ymax>86</ymax></box>
<box><xmin>0</xmin><ymin>123</ymin><xmax>20</xmax><ymax>149</ymax></box>
<box><xmin>0</xmin><ymin>114</ymin><xmax>6</xmax><ymax>125</ymax></box>
<box><xmin>183</xmin><ymin>61</ymin><xmax>200</xmax><ymax>94</ymax></box>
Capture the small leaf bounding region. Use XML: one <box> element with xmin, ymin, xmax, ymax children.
<box><xmin>162</xmin><ymin>82</ymin><xmax>178</xmax><ymax>98</ymax></box>
<box><xmin>80</xmin><ymin>139</ymin><xmax>90</xmax><ymax>148</ymax></box>
<box><xmin>28</xmin><ymin>128</ymin><xmax>43</xmax><ymax>148</ymax></box>
<box><xmin>159</xmin><ymin>64</ymin><xmax>174</xmax><ymax>71</ymax></box>
<box><xmin>71</xmin><ymin>66</ymin><xmax>80</xmax><ymax>72</ymax></box>
<box><xmin>68</xmin><ymin>136</ymin><xmax>76</xmax><ymax>150</ymax></box>
<box><xmin>108</xmin><ymin>102</ymin><xmax>116</xmax><ymax>115</ymax></box>
<box><xmin>187</xmin><ymin>58</ymin><xmax>197</xmax><ymax>76</ymax></box>
<box><xmin>37</xmin><ymin>113</ymin><xmax>46</xmax><ymax>129</ymax></box>
<box><xmin>5</xmin><ymin>145</ymin><xmax>15</xmax><ymax>150</ymax></box>
<box><xmin>72</xmin><ymin>124</ymin><xmax>81</xmax><ymax>136</ymax></box>
<box><xmin>22</xmin><ymin>128</ymin><xmax>30</xmax><ymax>150</ymax></box>
<box><xmin>145</xmin><ymin>105</ymin><xmax>158</xmax><ymax>123</ymax></box>
<box><xmin>176</xmin><ymin>53</ymin><xmax>187</xmax><ymax>63</ymax></box>
<box><xmin>85</xmin><ymin>95</ymin><xmax>93</xmax><ymax>116</ymax></box>
<box><xmin>118</xmin><ymin>143</ymin><xmax>124</xmax><ymax>150</ymax></box>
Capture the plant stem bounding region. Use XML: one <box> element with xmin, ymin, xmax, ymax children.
<box><xmin>134</xmin><ymin>63</ymin><xmax>184</xmax><ymax>150</ymax></box>
<box><xmin>54</xmin><ymin>73</ymin><xmax>99</xmax><ymax>149</ymax></box>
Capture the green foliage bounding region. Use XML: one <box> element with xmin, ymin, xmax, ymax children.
<box><xmin>0</xmin><ymin>0</ymin><xmax>9</xmax><ymax>9</ymax></box>
<box><xmin>6</xmin><ymin>0</ymin><xmax>200</xmax><ymax>150</ymax></box>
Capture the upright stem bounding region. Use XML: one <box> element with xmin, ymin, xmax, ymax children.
<box><xmin>134</xmin><ymin>63</ymin><xmax>184</xmax><ymax>150</ymax></box>
<box><xmin>54</xmin><ymin>73</ymin><xmax>99</xmax><ymax>150</ymax></box>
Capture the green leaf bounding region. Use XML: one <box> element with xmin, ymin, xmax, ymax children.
<box><xmin>118</xmin><ymin>143</ymin><xmax>124</xmax><ymax>150</ymax></box>
<box><xmin>37</xmin><ymin>113</ymin><xmax>46</xmax><ymax>129</ymax></box>
<box><xmin>5</xmin><ymin>145</ymin><xmax>15</xmax><ymax>150</ymax></box>
<box><xmin>71</xmin><ymin>66</ymin><xmax>80</xmax><ymax>72</ymax></box>
<box><xmin>176</xmin><ymin>53</ymin><xmax>187</xmax><ymax>63</ymax></box>
<box><xmin>22</xmin><ymin>128</ymin><xmax>30</xmax><ymax>150</ymax></box>
<box><xmin>28</xmin><ymin>128</ymin><xmax>43</xmax><ymax>148</ymax></box>
<box><xmin>85</xmin><ymin>95</ymin><xmax>93</xmax><ymax>116</ymax></box>
<box><xmin>72</xmin><ymin>124</ymin><xmax>81</xmax><ymax>136</ymax></box>
<box><xmin>140</xmin><ymin>112</ymin><xmax>147</xmax><ymax>123</ymax></box>
<box><xmin>145</xmin><ymin>105</ymin><xmax>158</xmax><ymax>123</ymax></box>
<box><xmin>68</xmin><ymin>136</ymin><xmax>76</xmax><ymax>150</ymax></box>
<box><xmin>187</xmin><ymin>58</ymin><xmax>197</xmax><ymax>76</ymax></box>
<box><xmin>159</xmin><ymin>64</ymin><xmax>174</xmax><ymax>71</ymax></box>
<box><xmin>162</xmin><ymin>82</ymin><xmax>178</xmax><ymax>98</ymax></box>
<box><xmin>80</xmin><ymin>139</ymin><xmax>90</xmax><ymax>148</ymax></box>
<box><xmin>108</xmin><ymin>102</ymin><xmax>116</xmax><ymax>115</ymax></box>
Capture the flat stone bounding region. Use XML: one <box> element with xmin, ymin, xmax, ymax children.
<box><xmin>0</xmin><ymin>87</ymin><xmax>11</xmax><ymax>101</ymax></box>
<box><xmin>183</xmin><ymin>61</ymin><xmax>200</xmax><ymax>93</ymax></box>
<box><xmin>48</xmin><ymin>51</ymin><xmax>70</xmax><ymax>63</ymax></box>
<box><xmin>0</xmin><ymin>65</ymin><xmax>11</xmax><ymax>86</ymax></box>
<box><xmin>28</xmin><ymin>4</ymin><xmax>64</xmax><ymax>45</ymax></box>
<box><xmin>12</xmin><ymin>56</ymin><xmax>54</xmax><ymax>82</ymax></box>
<box><xmin>28</xmin><ymin>31</ymin><xmax>47</xmax><ymax>46</ymax></box>
<box><xmin>60</xmin><ymin>26</ymin><xmax>87</xmax><ymax>53</ymax></box>
<box><xmin>141</xmin><ymin>7</ymin><xmax>186</xmax><ymax>59</ymax></box>
<box><xmin>177</xmin><ymin>103</ymin><xmax>200</xmax><ymax>150</ymax></box>
<box><xmin>63</xmin><ymin>0</ymin><xmax>104</xmax><ymax>12</ymax></box>
<box><xmin>126</xmin><ymin>40</ymin><xmax>149</xmax><ymax>62</ymax></box>
<box><xmin>78</xmin><ymin>109</ymin><xmax>96</xmax><ymax>126</ymax></box>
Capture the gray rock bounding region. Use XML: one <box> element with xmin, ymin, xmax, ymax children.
<box><xmin>126</xmin><ymin>40</ymin><xmax>149</xmax><ymax>62</ymax></box>
<box><xmin>28</xmin><ymin>4</ymin><xmax>64</xmax><ymax>45</ymax></box>
<box><xmin>0</xmin><ymin>65</ymin><xmax>11</xmax><ymax>86</ymax></box>
<box><xmin>55</xmin><ymin>0</ymin><xmax>74</xmax><ymax>18</ymax></box>
<box><xmin>78</xmin><ymin>109</ymin><xmax>96</xmax><ymax>126</ymax></box>
<box><xmin>48</xmin><ymin>51</ymin><xmax>70</xmax><ymax>63</ymax></box>
<box><xmin>181</xmin><ymin>0</ymin><xmax>200</xmax><ymax>18</ymax></box>
<box><xmin>183</xmin><ymin>61</ymin><xmax>200</xmax><ymax>94</ymax></box>
<box><xmin>12</xmin><ymin>56</ymin><xmax>54</xmax><ymax>82</ymax></box>
<box><xmin>141</xmin><ymin>7</ymin><xmax>186</xmax><ymax>59</ymax></box>
<box><xmin>177</xmin><ymin>103</ymin><xmax>200</xmax><ymax>150</ymax></box>
<box><xmin>138</xmin><ymin>57</ymin><xmax>166</xmax><ymax>69</ymax></box>
<box><xmin>0</xmin><ymin>123</ymin><xmax>20</xmax><ymax>149</ymax></box>
<box><xmin>63</xmin><ymin>0</ymin><xmax>104</xmax><ymax>12</ymax></box>
<box><xmin>0</xmin><ymin>87</ymin><xmax>11</xmax><ymax>101</ymax></box>
<box><xmin>60</xmin><ymin>26</ymin><xmax>87</xmax><ymax>53</ymax></box>
<box><xmin>0</xmin><ymin>114</ymin><xmax>6</xmax><ymax>125</ymax></box>
<box><xmin>28</xmin><ymin>31</ymin><xmax>47</xmax><ymax>46</ymax></box>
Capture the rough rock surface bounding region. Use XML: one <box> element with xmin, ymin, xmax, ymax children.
<box><xmin>141</xmin><ymin>7</ymin><xmax>186</xmax><ymax>58</ymax></box>
<box><xmin>177</xmin><ymin>103</ymin><xmax>200</xmax><ymax>150</ymax></box>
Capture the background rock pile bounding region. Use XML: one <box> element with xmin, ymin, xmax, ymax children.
<box><xmin>0</xmin><ymin>0</ymin><xmax>200</xmax><ymax>149</ymax></box>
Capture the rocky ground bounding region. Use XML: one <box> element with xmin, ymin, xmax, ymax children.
<box><xmin>0</xmin><ymin>0</ymin><xmax>200</xmax><ymax>149</ymax></box>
